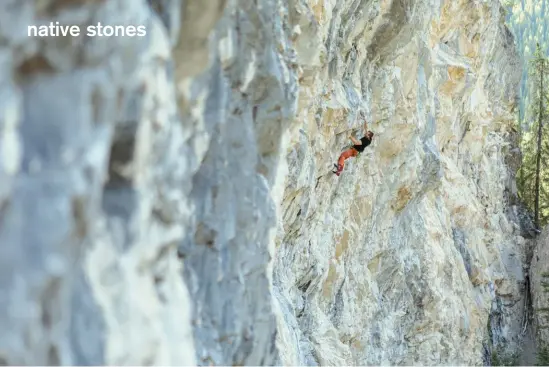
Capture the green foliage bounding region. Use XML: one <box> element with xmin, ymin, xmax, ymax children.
<box><xmin>536</xmin><ymin>346</ymin><xmax>549</xmax><ymax>366</ymax></box>
<box><xmin>492</xmin><ymin>350</ymin><xmax>519</xmax><ymax>366</ymax></box>
<box><xmin>543</xmin><ymin>273</ymin><xmax>549</xmax><ymax>293</ymax></box>
<box><xmin>516</xmin><ymin>43</ymin><xmax>549</xmax><ymax>227</ymax></box>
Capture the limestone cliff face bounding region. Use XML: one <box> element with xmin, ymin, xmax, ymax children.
<box><xmin>1</xmin><ymin>0</ymin><xmax>293</xmax><ymax>364</ymax></box>
<box><xmin>273</xmin><ymin>0</ymin><xmax>526</xmax><ymax>365</ymax></box>
<box><xmin>1</xmin><ymin>0</ymin><xmax>196</xmax><ymax>364</ymax></box>
<box><xmin>0</xmin><ymin>0</ymin><xmax>525</xmax><ymax>365</ymax></box>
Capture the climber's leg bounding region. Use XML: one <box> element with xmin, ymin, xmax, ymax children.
<box><xmin>334</xmin><ymin>148</ymin><xmax>358</xmax><ymax>175</ymax></box>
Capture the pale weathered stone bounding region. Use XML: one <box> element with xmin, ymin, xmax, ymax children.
<box><xmin>273</xmin><ymin>0</ymin><xmax>526</xmax><ymax>365</ymax></box>
<box><xmin>0</xmin><ymin>0</ymin><xmax>196</xmax><ymax>365</ymax></box>
<box><xmin>0</xmin><ymin>0</ymin><xmax>529</xmax><ymax>365</ymax></box>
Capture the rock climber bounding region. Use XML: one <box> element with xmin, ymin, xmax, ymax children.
<box><xmin>332</xmin><ymin>120</ymin><xmax>374</xmax><ymax>176</ymax></box>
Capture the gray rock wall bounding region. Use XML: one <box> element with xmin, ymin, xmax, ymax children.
<box><xmin>1</xmin><ymin>0</ymin><xmax>197</xmax><ymax>364</ymax></box>
<box><xmin>531</xmin><ymin>226</ymin><xmax>549</xmax><ymax>353</ymax></box>
<box><xmin>0</xmin><ymin>0</ymin><xmax>526</xmax><ymax>365</ymax></box>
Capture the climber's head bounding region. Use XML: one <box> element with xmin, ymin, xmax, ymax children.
<box><xmin>366</xmin><ymin>131</ymin><xmax>374</xmax><ymax>139</ymax></box>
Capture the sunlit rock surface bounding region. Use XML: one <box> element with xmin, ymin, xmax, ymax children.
<box><xmin>272</xmin><ymin>0</ymin><xmax>525</xmax><ymax>365</ymax></box>
<box><xmin>0</xmin><ymin>0</ymin><xmax>527</xmax><ymax>365</ymax></box>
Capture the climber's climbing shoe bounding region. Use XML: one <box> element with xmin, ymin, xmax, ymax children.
<box><xmin>332</xmin><ymin>163</ymin><xmax>342</xmax><ymax>176</ymax></box>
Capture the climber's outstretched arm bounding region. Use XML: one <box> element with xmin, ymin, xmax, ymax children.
<box><xmin>363</xmin><ymin>120</ymin><xmax>369</xmax><ymax>132</ymax></box>
<box><xmin>349</xmin><ymin>136</ymin><xmax>361</xmax><ymax>145</ymax></box>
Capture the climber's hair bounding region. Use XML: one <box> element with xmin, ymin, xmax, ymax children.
<box><xmin>367</xmin><ymin>131</ymin><xmax>374</xmax><ymax>139</ymax></box>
